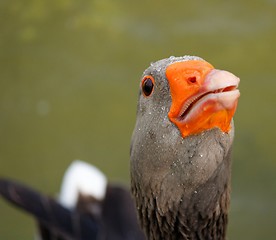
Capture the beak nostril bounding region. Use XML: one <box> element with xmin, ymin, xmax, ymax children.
<box><xmin>188</xmin><ymin>76</ymin><xmax>197</xmax><ymax>84</ymax></box>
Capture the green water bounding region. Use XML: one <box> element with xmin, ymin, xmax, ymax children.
<box><xmin>0</xmin><ymin>0</ymin><xmax>276</xmax><ymax>239</ymax></box>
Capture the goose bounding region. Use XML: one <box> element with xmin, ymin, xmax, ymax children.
<box><xmin>130</xmin><ymin>56</ymin><xmax>240</xmax><ymax>239</ymax></box>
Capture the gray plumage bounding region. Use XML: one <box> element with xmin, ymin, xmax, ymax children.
<box><xmin>130</xmin><ymin>56</ymin><xmax>235</xmax><ymax>240</ymax></box>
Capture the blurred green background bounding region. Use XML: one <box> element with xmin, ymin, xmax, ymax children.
<box><xmin>0</xmin><ymin>0</ymin><xmax>275</xmax><ymax>239</ymax></box>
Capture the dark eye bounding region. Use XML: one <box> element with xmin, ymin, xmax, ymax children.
<box><xmin>141</xmin><ymin>76</ymin><xmax>154</xmax><ymax>97</ymax></box>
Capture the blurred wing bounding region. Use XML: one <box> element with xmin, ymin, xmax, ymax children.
<box><xmin>0</xmin><ymin>178</ymin><xmax>99</xmax><ymax>240</ymax></box>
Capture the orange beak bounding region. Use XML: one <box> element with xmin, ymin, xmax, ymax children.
<box><xmin>166</xmin><ymin>60</ymin><xmax>240</xmax><ymax>138</ymax></box>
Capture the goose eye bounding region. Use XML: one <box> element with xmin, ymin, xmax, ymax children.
<box><xmin>142</xmin><ymin>76</ymin><xmax>155</xmax><ymax>97</ymax></box>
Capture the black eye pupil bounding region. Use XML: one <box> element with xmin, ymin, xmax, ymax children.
<box><xmin>142</xmin><ymin>78</ymin><xmax>154</xmax><ymax>96</ymax></box>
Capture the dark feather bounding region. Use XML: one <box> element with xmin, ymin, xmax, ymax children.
<box><xmin>0</xmin><ymin>178</ymin><xmax>145</xmax><ymax>240</ymax></box>
<box><xmin>0</xmin><ymin>178</ymin><xmax>99</xmax><ymax>240</ymax></box>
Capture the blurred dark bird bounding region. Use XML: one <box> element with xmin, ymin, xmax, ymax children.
<box><xmin>0</xmin><ymin>161</ymin><xmax>145</xmax><ymax>240</ymax></box>
<box><xmin>1</xmin><ymin>55</ymin><xmax>240</xmax><ymax>240</ymax></box>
